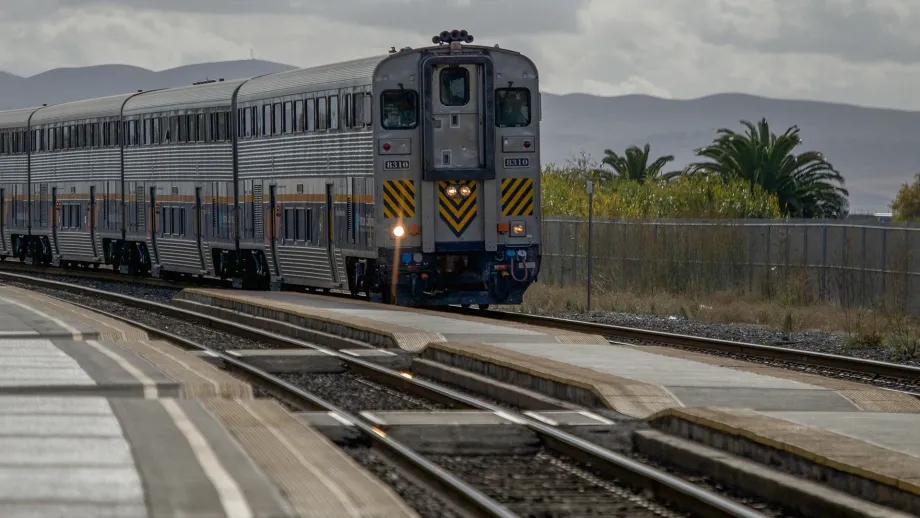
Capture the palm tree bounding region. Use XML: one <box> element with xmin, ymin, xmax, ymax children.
<box><xmin>687</xmin><ymin>118</ymin><xmax>848</xmax><ymax>218</ymax></box>
<box><xmin>600</xmin><ymin>144</ymin><xmax>681</xmax><ymax>184</ymax></box>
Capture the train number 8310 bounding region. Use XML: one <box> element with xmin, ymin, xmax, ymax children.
<box><xmin>504</xmin><ymin>157</ymin><xmax>530</xmax><ymax>168</ymax></box>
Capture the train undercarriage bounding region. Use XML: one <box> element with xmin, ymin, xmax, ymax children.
<box><xmin>361</xmin><ymin>245</ymin><xmax>540</xmax><ymax>307</ymax></box>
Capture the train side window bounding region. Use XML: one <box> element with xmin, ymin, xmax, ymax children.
<box><xmin>262</xmin><ymin>105</ymin><xmax>271</xmax><ymax>136</ymax></box>
<box><xmin>329</xmin><ymin>95</ymin><xmax>339</xmax><ymax>130</ymax></box>
<box><xmin>198</xmin><ymin>113</ymin><xmax>207</xmax><ymax>142</ymax></box>
<box><xmin>306</xmin><ymin>99</ymin><xmax>316</xmax><ymax>131</ymax></box>
<box><xmin>243</xmin><ymin>108</ymin><xmax>252</xmax><ymax>137</ymax></box>
<box><xmin>380</xmin><ymin>90</ymin><xmax>418</xmax><ymax>130</ymax></box>
<box><xmin>284</xmin><ymin>101</ymin><xmax>293</xmax><ymax>133</ymax></box>
<box><xmin>317</xmin><ymin>97</ymin><xmax>328</xmax><ymax>130</ymax></box>
<box><xmin>294</xmin><ymin>100</ymin><xmax>304</xmax><ymax>132</ymax></box>
<box><xmin>273</xmin><ymin>103</ymin><xmax>282</xmax><ymax>135</ymax></box>
<box><xmin>440</xmin><ymin>68</ymin><xmax>470</xmax><ymax>106</ymax></box>
<box><xmin>495</xmin><ymin>88</ymin><xmax>532</xmax><ymax>128</ymax></box>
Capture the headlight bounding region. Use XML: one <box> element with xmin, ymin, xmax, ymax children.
<box><xmin>392</xmin><ymin>225</ymin><xmax>405</xmax><ymax>237</ymax></box>
<box><xmin>510</xmin><ymin>221</ymin><xmax>525</xmax><ymax>236</ymax></box>
<box><xmin>459</xmin><ymin>185</ymin><xmax>472</xmax><ymax>197</ymax></box>
<box><xmin>445</xmin><ymin>185</ymin><xmax>458</xmax><ymax>197</ymax></box>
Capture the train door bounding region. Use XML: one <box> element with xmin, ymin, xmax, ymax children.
<box><xmin>194</xmin><ymin>187</ymin><xmax>205</xmax><ymax>270</ymax></box>
<box><xmin>0</xmin><ymin>188</ymin><xmax>6</xmax><ymax>253</ymax></box>
<box><xmin>268</xmin><ymin>185</ymin><xmax>279</xmax><ymax>275</ymax></box>
<box><xmin>325</xmin><ymin>183</ymin><xmax>338</xmax><ymax>283</ymax></box>
<box><xmin>149</xmin><ymin>187</ymin><xmax>159</xmax><ymax>265</ymax></box>
<box><xmin>51</xmin><ymin>187</ymin><xmax>58</xmax><ymax>255</ymax></box>
<box><xmin>430</xmin><ymin>64</ymin><xmax>485</xmax><ymax>245</ymax></box>
<box><xmin>89</xmin><ymin>186</ymin><xmax>97</xmax><ymax>257</ymax></box>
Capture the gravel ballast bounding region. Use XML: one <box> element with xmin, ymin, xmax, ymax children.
<box><xmin>540</xmin><ymin>309</ymin><xmax>920</xmax><ymax>368</ymax></box>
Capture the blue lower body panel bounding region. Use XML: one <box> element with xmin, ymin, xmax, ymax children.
<box><xmin>375</xmin><ymin>243</ymin><xmax>540</xmax><ymax>307</ymax></box>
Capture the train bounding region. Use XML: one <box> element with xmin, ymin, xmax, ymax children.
<box><xmin>0</xmin><ymin>29</ymin><xmax>542</xmax><ymax>308</ymax></box>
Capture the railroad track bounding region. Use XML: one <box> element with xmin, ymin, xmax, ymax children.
<box><xmin>1</xmin><ymin>270</ymin><xmax>773</xmax><ymax>518</ymax></box>
<box><xmin>3</xmin><ymin>261</ymin><xmax>918</xmax><ymax>398</ymax></box>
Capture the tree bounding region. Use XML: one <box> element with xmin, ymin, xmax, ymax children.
<box><xmin>600</xmin><ymin>144</ymin><xmax>681</xmax><ymax>184</ymax></box>
<box><xmin>891</xmin><ymin>173</ymin><xmax>920</xmax><ymax>222</ymax></box>
<box><xmin>687</xmin><ymin>118</ymin><xmax>849</xmax><ymax>218</ymax></box>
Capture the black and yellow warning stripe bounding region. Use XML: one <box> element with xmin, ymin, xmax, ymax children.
<box><xmin>501</xmin><ymin>177</ymin><xmax>534</xmax><ymax>216</ymax></box>
<box><xmin>438</xmin><ymin>180</ymin><xmax>477</xmax><ymax>236</ymax></box>
<box><xmin>382</xmin><ymin>180</ymin><xmax>415</xmax><ymax>218</ymax></box>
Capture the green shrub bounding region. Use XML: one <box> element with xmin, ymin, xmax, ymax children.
<box><xmin>541</xmin><ymin>165</ymin><xmax>781</xmax><ymax>219</ymax></box>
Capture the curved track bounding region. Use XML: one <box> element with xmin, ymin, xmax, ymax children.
<box><xmin>0</xmin><ymin>270</ymin><xmax>771</xmax><ymax>518</ymax></box>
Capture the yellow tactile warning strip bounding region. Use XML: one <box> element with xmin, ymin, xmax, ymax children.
<box><xmin>3</xmin><ymin>285</ymin><xmax>149</xmax><ymax>341</ymax></box>
<box><xmin>203</xmin><ymin>398</ymin><xmax>420</xmax><ymax>518</ymax></box>
<box><xmin>636</xmin><ymin>345</ymin><xmax>920</xmax><ymax>412</ymax></box>
<box><xmin>648</xmin><ymin>407</ymin><xmax>920</xmax><ymax>498</ymax></box>
<box><xmin>115</xmin><ymin>339</ymin><xmax>253</xmax><ymax>399</ymax></box>
<box><xmin>427</xmin><ymin>341</ymin><xmax>680</xmax><ymax>417</ymax></box>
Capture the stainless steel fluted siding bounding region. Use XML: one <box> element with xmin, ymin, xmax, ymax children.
<box><xmin>238</xmin><ymin>132</ymin><xmax>373</xmax><ymax>179</ymax></box>
<box><xmin>0</xmin><ymin>156</ymin><xmax>29</xmax><ymax>182</ymax></box>
<box><xmin>30</xmin><ymin>93</ymin><xmax>136</xmax><ymax>125</ymax></box>
<box><xmin>125</xmin><ymin>144</ymin><xmax>234</xmax><ymax>181</ymax></box>
<box><xmin>56</xmin><ymin>231</ymin><xmax>95</xmax><ymax>259</ymax></box>
<box><xmin>0</xmin><ymin>107</ymin><xmax>43</xmax><ymax>129</ymax></box>
<box><xmin>123</xmin><ymin>79</ymin><xmax>247</xmax><ymax>114</ymax></box>
<box><xmin>155</xmin><ymin>237</ymin><xmax>203</xmax><ymax>272</ymax></box>
<box><xmin>237</xmin><ymin>56</ymin><xmax>385</xmax><ymax>102</ymax></box>
<box><xmin>31</xmin><ymin>149</ymin><xmax>122</xmax><ymax>182</ymax></box>
<box><xmin>275</xmin><ymin>245</ymin><xmax>336</xmax><ymax>284</ymax></box>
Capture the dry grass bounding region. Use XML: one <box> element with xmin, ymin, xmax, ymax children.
<box><xmin>508</xmin><ymin>283</ymin><xmax>920</xmax><ymax>360</ymax></box>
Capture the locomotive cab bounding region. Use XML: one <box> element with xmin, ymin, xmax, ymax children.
<box><xmin>371</xmin><ymin>31</ymin><xmax>541</xmax><ymax>307</ymax></box>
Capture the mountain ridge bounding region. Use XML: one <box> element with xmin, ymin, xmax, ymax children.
<box><xmin>1</xmin><ymin>60</ymin><xmax>914</xmax><ymax>212</ymax></box>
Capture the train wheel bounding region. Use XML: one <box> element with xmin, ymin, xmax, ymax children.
<box><xmin>461</xmin><ymin>303</ymin><xmax>470</xmax><ymax>309</ymax></box>
<box><xmin>478</xmin><ymin>304</ymin><xmax>490</xmax><ymax>310</ymax></box>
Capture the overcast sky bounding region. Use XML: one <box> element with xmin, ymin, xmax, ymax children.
<box><xmin>0</xmin><ymin>0</ymin><xmax>917</xmax><ymax>109</ymax></box>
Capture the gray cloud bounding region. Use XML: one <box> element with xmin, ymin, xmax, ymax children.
<box><xmin>689</xmin><ymin>0</ymin><xmax>920</xmax><ymax>64</ymax></box>
<box><xmin>1</xmin><ymin>0</ymin><xmax>919</xmax><ymax>110</ymax></box>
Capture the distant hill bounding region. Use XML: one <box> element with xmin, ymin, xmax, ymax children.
<box><xmin>0</xmin><ymin>60</ymin><xmax>296</xmax><ymax>109</ymax></box>
<box><xmin>1</xmin><ymin>60</ymin><xmax>916</xmax><ymax>212</ymax></box>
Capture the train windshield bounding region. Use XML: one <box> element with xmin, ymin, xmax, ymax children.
<box><xmin>495</xmin><ymin>88</ymin><xmax>531</xmax><ymax>128</ymax></box>
<box><xmin>380</xmin><ymin>90</ymin><xmax>418</xmax><ymax>130</ymax></box>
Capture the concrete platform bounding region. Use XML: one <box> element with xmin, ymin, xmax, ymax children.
<box><xmin>648</xmin><ymin>407</ymin><xmax>920</xmax><ymax>516</ymax></box>
<box><xmin>174</xmin><ymin>289</ymin><xmax>609</xmax><ymax>351</ymax></box>
<box><xmin>0</xmin><ymin>396</ymin><xmax>418</xmax><ymax>518</ymax></box>
<box><xmin>0</xmin><ymin>285</ymin><xmax>252</xmax><ymax>398</ymax></box>
<box><xmin>175</xmin><ymin>289</ymin><xmax>920</xmax><ymax>417</ymax></box>
<box><xmin>0</xmin><ymin>285</ymin><xmax>420</xmax><ymax>517</ymax></box>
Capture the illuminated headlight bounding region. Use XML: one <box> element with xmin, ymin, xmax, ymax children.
<box><xmin>392</xmin><ymin>225</ymin><xmax>405</xmax><ymax>238</ymax></box>
<box><xmin>510</xmin><ymin>221</ymin><xmax>525</xmax><ymax>236</ymax></box>
<box><xmin>459</xmin><ymin>185</ymin><xmax>472</xmax><ymax>197</ymax></box>
<box><xmin>445</xmin><ymin>185</ymin><xmax>458</xmax><ymax>197</ymax></box>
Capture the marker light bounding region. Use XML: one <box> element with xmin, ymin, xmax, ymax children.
<box><xmin>445</xmin><ymin>185</ymin><xmax>458</xmax><ymax>197</ymax></box>
<box><xmin>392</xmin><ymin>225</ymin><xmax>405</xmax><ymax>237</ymax></box>
<box><xmin>413</xmin><ymin>253</ymin><xmax>423</xmax><ymax>262</ymax></box>
<box><xmin>459</xmin><ymin>185</ymin><xmax>472</xmax><ymax>197</ymax></box>
<box><xmin>382</xmin><ymin>142</ymin><xmax>391</xmax><ymax>151</ymax></box>
<box><xmin>401</xmin><ymin>252</ymin><xmax>412</xmax><ymax>264</ymax></box>
<box><xmin>511</xmin><ymin>222</ymin><xmax>525</xmax><ymax>236</ymax></box>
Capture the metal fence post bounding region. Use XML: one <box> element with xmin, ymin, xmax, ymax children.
<box><xmin>586</xmin><ymin>180</ymin><xmax>594</xmax><ymax>312</ymax></box>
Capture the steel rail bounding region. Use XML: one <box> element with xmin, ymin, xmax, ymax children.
<box><xmin>3</xmin><ymin>270</ymin><xmax>769</xmax><ymax>518</ymax></box>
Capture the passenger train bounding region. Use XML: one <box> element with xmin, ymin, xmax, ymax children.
<box><xmin>0</xmin><ymin>30</ymin><xmax>542</xmax><ymax>307</ymax></box>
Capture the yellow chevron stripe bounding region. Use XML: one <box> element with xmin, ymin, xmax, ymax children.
<box><xmin>438</xmin><ymin>180</ymin><xmax>477</xmax><ymax>236</ymax></box>
<box><xmin>382</xmin><ymin>180</ymin><xmax>415</xmax><ymax>218</ymax></box>
<box><xmin>501</xmin><ymin>177</ymin><xmax>534</xmax><ymax>216</ymax></box>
